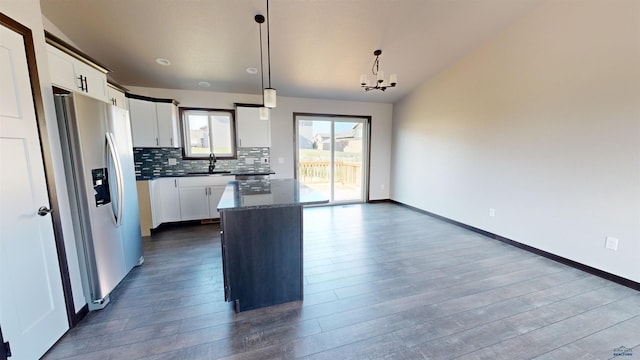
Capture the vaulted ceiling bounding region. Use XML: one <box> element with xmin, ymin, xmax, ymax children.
<box><xmin>40</xmin><ymin>0</ymin><xmax>544</xmax><ymax>103</ymax></box>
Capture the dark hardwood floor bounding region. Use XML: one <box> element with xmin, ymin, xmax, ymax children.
<box><xmin>43</xmin><ymin>203</ymin><xmax>639</xmax><ymax>359</ymax></box>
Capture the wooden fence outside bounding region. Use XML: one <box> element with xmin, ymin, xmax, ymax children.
<box><xmin>299</xmin><ymin>161</ymin><xmax>361</xmax><ymax>186</ymax></box>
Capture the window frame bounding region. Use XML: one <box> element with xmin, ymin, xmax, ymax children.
<box><xmin>179</xmin><ymin>107</ymin><xmax>237</xmax><ymax>160</ymax></box>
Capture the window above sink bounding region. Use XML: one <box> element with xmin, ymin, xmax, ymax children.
<box><xmin>180</xmin><ymin>107</ymin><xmax>236</xmax><ymax>159</ymax></box>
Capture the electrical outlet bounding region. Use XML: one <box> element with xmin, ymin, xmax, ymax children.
<box><xmin>245</xmin><ymin>157</ymin><xmax>256</xmax><ymax>164</ymax></box>
<box><xmin>167</xmin><ymin>158</ymin><xmax>177</xmax><ymax>166</ymax></box>
<box><xmin>260</xmin><ymin>157</ymin><xmax>269</xmax><ymax>164</ymax></box>
<box><xmin>605</xmin><ymin>236</ymin><xmax>619</xmax><ymax>251</ymax></box>
<box><xmin>489</xmin><ymin>208</ymin><xmax>496</xmax><ymax>217</ymax></box>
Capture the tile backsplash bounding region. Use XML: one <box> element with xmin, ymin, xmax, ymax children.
<box><xmin>134</xmin><ymin>147</ymin><xmax>270</xmax><ymax>180</ymax></box>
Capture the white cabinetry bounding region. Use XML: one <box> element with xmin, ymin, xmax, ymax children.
<box><xmin>46</xmin><ymin>44</ymin><xmax>108</xmax><ymax>102</ymax></box>
<box><xmin>156</xmin><ymin>102</ymin><xmax>179</xmax><ymax>147</ymax></box>
<box><xmin>149</xmin><ymin>176</ymin><xmax>231</xmax><ymax>228</ymax></box>
<box><xmin>178</xmin><ymin>186</ymin><xmax>210</xmax><ymax>221</ymax></box>
<box><xmin>128</xmin><ymin>98</ymin><xmax>157</xmax><ymax>147</ymax></box>
<box><xmin>149</xmin><ymin>178</ymin><xmax>181</xmax><ymax>228</ymax></box>
<box><xmin>128</xmin><ymin>96</ymin><xmax>180</xmax><ymax>148</ymax></box>
<box><xmin>236</xmin><ymin>106</ymin><xmax>271</xmax><ymax>147</ymax></box>
<box><xmin>178</xmin><ymin>176</ymin><xmax>229</xmax><ymax>220</ymax></box>
<box><xmin>107</xmin><ymin>83</ymin><xmax>127</xmax><ymax>109</ymax></box>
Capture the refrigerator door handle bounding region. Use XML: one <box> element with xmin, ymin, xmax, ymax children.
<box><xmin>106</xmin><ymin>132</ymin><xmax>124</xmax><ymax>227</ymax></box>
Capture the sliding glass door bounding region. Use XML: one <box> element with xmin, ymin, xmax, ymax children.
<box><xmin>295</xmin><ymin>114</ymin><xmax>370</xmax><ymax>204</ymax></box>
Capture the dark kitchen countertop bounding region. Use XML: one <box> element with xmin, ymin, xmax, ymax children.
<box><xmin>136</xmin><ymin>171</ymin><xmax>275</xmax><ymax>181</ymax></box>
<box><xmin>231</xmin><ymin>172</ymin><xmax>275</xmax><ymax>176</ymax></box>
<box><xmin>217</xmin><ymin>178</ymin><xmax>328</xmax><ymax>211</ymax></box>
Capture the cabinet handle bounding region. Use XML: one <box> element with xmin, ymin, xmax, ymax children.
<box><xmin>156</xmin><ymin>138</ymin><xmax>159</xmax><ymax>146</ymax></box>
<box><xmin>77</xmin><ymin>75</ymin><xmax>85</xmax><ymax>91</ymax></box>
<box><xmin>84</xmin><ymin>76</ymin><xmax>89</xmax><ymax>93</ymax></box>
<box><xmin>170</xmin><ymin>138</ymin><xmax>173</xmax><ymax>146</ymax></box>
<box><xmin>174</xmin><ymin>179</ymin><xmax>177</xmax><ymax>187</ymax></box>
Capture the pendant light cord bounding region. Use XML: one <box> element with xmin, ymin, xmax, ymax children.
<box><xmin>259</xmin><ymin>21</ymin><xmax>265</xmax><ymax>103</ymax></box>
<box><xmin>266</xmin><ymin>0</ymin><xmax>272</xmax><ymax>88</ymax></box>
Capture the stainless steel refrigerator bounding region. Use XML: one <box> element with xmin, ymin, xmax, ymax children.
<box><xmin>55</xmin><ymin>92</ymin><xmax>143</xmax><ymax>310</ymax></box>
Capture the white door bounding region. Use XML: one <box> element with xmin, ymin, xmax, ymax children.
<box><xmin>0</xmin><ymin>22</ymin><xmax>69</xmax><ymax>359</ymax></box>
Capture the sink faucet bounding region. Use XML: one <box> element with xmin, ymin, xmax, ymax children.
<box><xmin>208</xmin><ymin>152</ymin><xmax>217</xmax><ymax>173</ymax></box>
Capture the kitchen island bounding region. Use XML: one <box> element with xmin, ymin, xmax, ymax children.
<box><xmin>217</xmin><ymin>178</ymin><xmax>328</xmax><ymax>312</ymax></box>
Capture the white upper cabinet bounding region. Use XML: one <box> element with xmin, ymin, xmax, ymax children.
<box><xmin>46</xmin><ymin>45</ymin><xmax>76</xmax><ymax>91</ymax></box>
<box><xmin>128</xmin><ymin>96</ymin><xmax>181</xmax><ymax>148</ymax></box>
<box><xmin>236</xmin><ymin>105</ymin><xmax>271</xmax><ymax>147</ymax></box>
<box><xmin>156</xmin><ymin>102</ymin><xmax>180</xmax><ymax>147</ymax></box>
<box><xmin>46</xmin><ymin>44</ymin><xmax>108</xmax><ymax>102</ymax></box>
<box><xmin>107</xmin><ymin>83</ymin><xmax>127</xmax><ymax>109</ymax></box>
<box><xmin>128</xmin><ymin>97</ymin><xmax>158</xmax><ymax>147</ymax></box>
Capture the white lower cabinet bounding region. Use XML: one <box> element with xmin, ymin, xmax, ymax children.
<box><xmin>149</xmin><ymin>176</ymin><xmax>230</xmax><ymax>228</ymax></box>
<box><xmin>179</xmin><ymin>186</ymin><xmax>210</xmax><ymax>221</ymax></box>
<box><xmin>208</xmin><ymin>185</ymin><xmax>226</xmax><ymax>219</ymax></box>
<box><xmin>149</xmin><ymin>177</ymin><xmax>181</xmax><ymax>228</ymax></box>
<box><xmin>178</xmin><ymin>176</ymin><xmax>229</xmax><ymax>221</ymax></box>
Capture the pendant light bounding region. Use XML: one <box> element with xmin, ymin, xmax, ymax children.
<box><xmin>255</xmin><ymin>14</ymin><xmax>270</xmax><ymax>120</ymax></box>
<box><xmin>263</xmin><ymin>0</ymin><xmax>276</xmax><ymax>108</ymax></box>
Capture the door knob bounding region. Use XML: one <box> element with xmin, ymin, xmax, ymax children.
<box><xmin>37</xmin><ymin>206</ymin><xmax>53</xmax><ymax>216</ymax></box>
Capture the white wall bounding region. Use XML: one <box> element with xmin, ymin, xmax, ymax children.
<box><xmin>391</xmin><ymin>0</ymin><xmax>640</xmax><ymax>282</ymax></box>
<box><xmin>127</xmin><ymin>87</ymin><xmax>394</xmax><ymax>200</ymax></box>
<box><xmin>1</xmin><ymin>0</ymin><xmax>86</xmax><ymax>310</ymax></box>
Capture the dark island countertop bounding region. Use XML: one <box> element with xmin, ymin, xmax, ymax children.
<box><xmin>217</xmin><ymin>178</ymin><xmax>328</xmax><ymax>211</ymax></box>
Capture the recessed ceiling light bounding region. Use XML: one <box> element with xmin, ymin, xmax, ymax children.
<box><xmin>198</xmin><ymin>81</ymin><xmax>211</xmax><ymax>88</ymax></box>
<box><xmin>246</xmin><ymin>67</ymin><xmax>258</xmax><ymax>74</ymax></box>
<box><xmin>155</xmin><ymin>57</ymin><xmax>171</xmax><ymax>66</ymax></box>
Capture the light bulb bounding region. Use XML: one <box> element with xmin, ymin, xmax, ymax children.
<box><xmin>389</xmin><ymin>74</ymin><xmax>398</xmax><ymax>86</ymax></box>
<box><xmin>259</xmin><ymin>107</ymin><xmax>270</xmax><ymax>120</ymax></box>
<box><xmin>264</xmin><ymin>88</ymin><xmax>277</xmax><ymax>108</ymax></box>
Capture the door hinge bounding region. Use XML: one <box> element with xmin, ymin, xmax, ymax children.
<box><xmin>3</xmin><ymin>341</ymin><xmax>11</xmax><ymax>357</ymax></box>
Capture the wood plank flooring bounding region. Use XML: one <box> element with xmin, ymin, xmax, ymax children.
<box><xmin>43</xmin><ymin>202</ymin><xmax>640</xmax><ymax>359</ymax></box>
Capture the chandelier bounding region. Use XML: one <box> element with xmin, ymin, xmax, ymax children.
<box><xmin>360</xmin><ymin>49</ymin><xmax>397</xmax><ymax>92</ymax></box>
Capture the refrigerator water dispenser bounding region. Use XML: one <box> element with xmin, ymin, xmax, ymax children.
<box><xmin>92</xmin><ymin>167</ymin><xmax>111</xmax><ymax>206</ymax></box>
